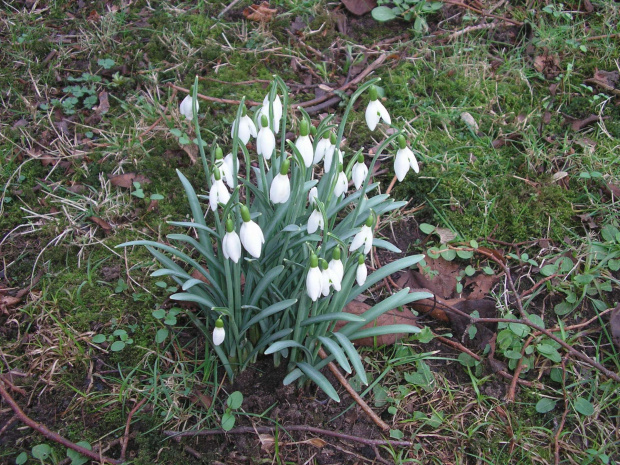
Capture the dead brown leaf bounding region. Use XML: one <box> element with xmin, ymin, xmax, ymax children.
<box><xmin>243</xmin><ymin>2</ymin><xmax>277</xmax><ymax>22</ymax></box>
<box><xmin>534</xmin><ymin>54</ymin><xmax>561</xmax><ymax>79</ymax></box>
<box><xmin>109</xmin><ymin>173</ymin><xmax>151</xmax><ymax>188</ymax></box>
<box><xmin>87</xmin><ymin>216</ymin><xmax>113</xmax><ymax>233</ymax></box>
<box><xmin>341</xmin><ymin>0</ymin><xmax>376</xmax><ymax>15</ymax></box>
<box><xmin>96</xmin><ymin>91</ymin><xmax>110</xmax><ymax>114</ymax></box>
<box><xmin>605</xmin><ymin>183</ymin><xmax>620</xmax><ymax>198</ymax></box>
<box><xmin>182</xmin><ymin>143</ymin><xmax>198</xmax><ymax>164</ymax></box>
<box><xmin>569</xmin><ymin>114</ymin><xmax>608</xmax><ymax>131</ymax></box>
<box><xmin>609</xmin><ymin>305</ymin><xmax>620</xmax><ymax>350</ymax></box>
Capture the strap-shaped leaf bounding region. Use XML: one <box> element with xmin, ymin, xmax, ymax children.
<box><xmin>240</xmin><ymin>299</ymin><xmax>297</xmax><ymax>334</ymax></box>
<box><xmin>318</xmin><ymin>336</ymin><xmax>351</xmax><ymax>374</ymax></box>
<box><xmin>283</xmin><ymin>368</ymin><xmax>303</xmax><ymax>386</ymax></box>
<box><xmin>168</xmin><ymin>221</ymin><xmax>220</xmax><ymax>238</ymax></box>
<box><xmin>346</xmin><ymin>255</ymin><xmax>428</xmax><ymax>305</ymax></box>
<box><xmin>349</xmin><ymin>324</ymin><xmax>421</xmax><ymax>341</ymax></box>
<box><xmin>297</xmin><ymin>362</ymin><xmax>340</xmax><ymax>402</ymax></box>
<box><xmin>372</xmin><ymin>239</ymin><xmax>401</xmax><ymax>253</ymax></box>
<box><xmin>301</xmin><ymin>312</ymin><xmax>365</xmax><ymax>327</ymax></box>
<box><xmin>170</xmin><ymin>292</ymin><xmax>216</xmax><ymax>311</ymax></box>
<box><xmin>181</xmin><ymin>278</ymin><xmax>208</xmax><ymax>291</ymax></box>
<box><xmin>167</xmin><ymin>233</ymin><xmax>224</xmax><ymax>276</ymax></box>
<box><xmin>151</xmin><ymin>268</ymin><xmax>191</xmax><ymax>279</ymax></box>
<box><xmin>265</xmin><ymin>340</ymin><xmax>309</xmax><ymax>356</ymax></box>
<box><xmin>342</xmin><ymin>289</ymin><xmax>431</xmax><ymax>337</ymax></box>
<box><xmin>247</xmin><ymin>265</ymin><xmax>284</xmax><ymax>307</ymax></box>
<box><xmin>177</xmin><ymin>170</ymin><xmax>209</xmax><ymax>242</ymax></box>
<box><xmin>333</xmin><ymin>332</ymin><xmax>368</xmax><ymax>385</ymax></box>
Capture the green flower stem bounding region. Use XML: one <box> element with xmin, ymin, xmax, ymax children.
<box><xmin>289</xmin><ymin>295</ymin><xmax>314</xmax><ymax>371</ymax></box>
<box><xmin>191</xmin><ymin>76</ymin><xmax>211</xmax><ymax>187</ymax></box>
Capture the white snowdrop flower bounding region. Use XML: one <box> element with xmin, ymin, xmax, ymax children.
<box><xmin>394</xmin><ymin>135</ymin><xmax>420</xmax><ymax>182</ymax></box>
<box><xmin>260</xmin><ymin>93</ymin><xmax>283</xmax><ymax>133</ymax></box>
<box><xmin>324</xmin><ymin>135</ymin><xmax>342</xmax><ymax>173</ymax></box>
<box><xmin>180</xmin><ymin>95</ymin><xmax>198</xmax><ymax>121</ymax></box>
<box><xmin>307</xmin><ymin>209</ymin><xmax>324</xmax><ymax>234</ymax></box>
<box><xmin>365</xmin><ymin>85</ymin><xmax>391</xmax><ymax>131</ymax></box>
<box><xmin>349</xmin><ymin>216</ymin><xmax>374</xmax><ymax>255</ymax></box>
<box><xmin>222</xmin><ymin>218</ymin><xmax>241</xmax><ymax>263</ymax></box>
<box><xmin>320</xmin><ymin>260</ymin><xmax>333</xmax><ymax>297</ymax></box>
<box><xmin>231</xmin><ymin>105</ymin><xmax>257</xmax><ymax>144</ymax></box>
<box><xmin>356</xmin><ymin>254</ymin><xmax>367</xmax><ymax>286</ymax></box>
<box><xmin>209</xmin><ymin>167</ymin><xmax>230</xmax><ymax>211</ymax></box>
<box><xmin>351</xmin><ymin>153</ymin><xmax>368</xmax><ymax>190</ymax></box>
<box><xmin>328</xmin><ymin>248</ymin><xmax>344</xmax><ymax>292</ymax></box>
<box><xmin>270</xmin><ymin>159</ymin><xmax>291</xmax><ymax>204</ymax></box>
<box><xmin>256</xmin><ymin>115</ymin><xmax>276</xmax><ymax>161</ymax></box>
<box><xmin>333</xmin><ymin>165</ymin><xmax>348</xmax><ymax>197</ymax></box>
<box><xmin>308</xmin><ymin>186</ymin><xmax>318</xmax><ymax>206</ymax></box>
<box><xmin>211</xmin><ymin>147</ymin><xmax>235</xmax><ymax>188</ymax></box>
<box><xmin>313</xmin><ymin>132</ymin><xmax>332</xmax><ymax>165</ymax></box>
<box><xmin>213</xmin><ymin>318</ymin><xmax>225</xmax><ymax>346</ymax></box>
<box><xmin>239</xmin><ymin>205</ymin><xmax>265</xmax><ymax>259</ymax></box>
<box><xmin>295</xmin><ymin>119</ymin><xmax>314</xmax><ymax>168</ymax></box>
<box><xmin>306</xmin><ymin>254</ymin><xmax>322</xmax><ymax>302</ymax></box>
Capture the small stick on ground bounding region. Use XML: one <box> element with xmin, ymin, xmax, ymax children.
<box><xmin>554</xmin><ymin>358</ymin><xmax>570</xmax><ymax>465</ymax></box>
<box><xmin>120</xmin><ymin>396</ymin><xmax>149</xmax><ymax>462</ymax></box>
<box><xmin>0</xmin><ymin>382</ymin><xmax>122</xmax><ymax>465</ymax></box>
<box><xmin>164</xmin><ymin>425</ymin><xmax>412</xmax><ymax>447</ymax></box>
<box><xmin>317</xmin><ymin>347</ymin><xmax>391</xmax><ymax>431</ymax></box>
<box><xmin>505</xmin><ymin>335</ymin><xmax>534</xmax><ymax>402</ymax></box>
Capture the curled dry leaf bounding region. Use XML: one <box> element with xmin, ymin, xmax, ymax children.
<box><xmin>96</xmin><ymin>91</ymin><xmax>110</xmax><ymax>115</ymax></box>
<box><xmin>435</xmin><ymin>227</ymin><xmax>457</xmax><ymax>244</ymax></box>
<box><xmin>259</xmin><ymin>434</ymin><xmax>275</xmax><ymax>453</ymax></box>
<box><xmin>534</xmin><ymin>54</ymin><xmax>561</xmax><ymax>79</ymax></box>
<box><xmin>341</xmin><ymin>0</ymin><xmax>377</xmax><ymax>15</ymax></box>
<box><xmin>460</xmin><ymin>112</ymin><xmax>479</xmax><ymax>133</ymax></box>
<box><xmin>88</xmin><ymin>216</ymin><xmax>113</xmax><ymax>233</ymax></box>
<box><xmin>109</xmin><ymin>172</ymin><xmax>151</xmax><ymax>188</ymax></box>
<box><xmin>609</xmin><ymin>305</ymin><xmax>620</xmax><ymax>350</ymax></box>
<box><xmin>243</xmin><ymin>2</ymin><xmax>277</xmax><ymax>22</ymax></box>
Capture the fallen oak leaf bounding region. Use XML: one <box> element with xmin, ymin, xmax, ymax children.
<box><xmin>87</xmin><ymin>216</ymin><xmax>113</xmax><ymax>233</ymax></box>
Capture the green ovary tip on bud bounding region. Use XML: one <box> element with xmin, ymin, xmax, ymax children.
<box><xmin>358</xmin><ymin>254</ymin><xmax>365</xmax><ymax>265</ymax></box>
<box><xmin>368</xmin><ymin>85</ymin><xmax>378</xmax><ymax>101</ymax></box>
<box><xmin>365</xmin><ymin>214</ymin><xmax>373</xmax><ymax>227</ymax></box>
<box><xmin>310</xmin><ymin>125</ymin><xmax>317</xmax><ymax>137</ymax></box>
<box><xmin>215</xmin><ymin>317</ymin><xmax>224</xmax><ymax>328</ymax></box>
<box><xmin>332</xmin><ymin>247</ymin><xmax>341</xmax><ymax>260</ymax></box>
<box><xmin>310</xmin><ymin>253</ymin><xmax>318</xmax><ymax>268</ymax></box>
<box><xmin>240</xmin><ymin>204</ymin><xmax>251</xmax><ymax>222</ymax></box>
<box><xmin>330</xmin><ymin>133</ymin><xmax>337</xmax><ymax>145</ymax></box>
<box><xmin>357</xmin><ymin>153</ymin><xmax>364</xmax><ymax>163</ymax></box>
<box><xmin>280</xmin><ymin>158</ymin><xmax>290</xmax><ymax>175</ymax></box>
<box><xmin>226</xmin><ymin>217</ymin><xmax>234</xmax><ymax>233</ymax></box>
<box><xmin>215</xmin><ymin>146</ymin><xmax>223</xmax><ymax>159</ymax></box>
<box><xmin>261</xmin><ymin>114</ymin><xmax>269</xmax><ymax>128</ymax></box>
<box><xmin>398</xmin><ymin>135</ymin><xmax>406</xmax><ymax>150</ymax></box>
<box><xmin>213</xmin><ymin>166</ymin><xmax>221</xmax><ymax>180</ymax></box>
<box><xmin>300</xmin><ymin>119</ymin><xmax>310</xmax><ymax>137</ymax></box>
<box><xmin>320</xmin><ymin>259</ymin><xmax>328</xmax><ymax>270</ymax></box>
<box><xmin>241</xmin><ymin>104</ymin><xmax>247</xmax><ymax>116</ymax></box>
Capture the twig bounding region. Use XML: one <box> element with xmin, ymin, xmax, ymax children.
<box><xmin>163</xmin><ymin>425</ymin><xmax>412</xmax><ymax>447</ymax></box>
<box><xmin>218</xmin><ymin>0</ymin><xmax>244</xmax><ymax>18</ymax></box>
<box><xmin>448</xmin><ymin>22</ymin><xmax>507</xmax><ymax>40</ymax></box>
<box><xmin>0</xmin><ymin>382</ymin><xmax>122</xmax><ymax>464</ymax></box>
<box><xmin>583</xmin><ymin>32</ymin><xmax>620</xmax><ymax>42</ymax></box>
<box><xmin>287</xmin><ymin>29</ymin><xmax>326</xmax><ymax>60</ymax></box>
<box><xmin>442</xmin><ymin>0</ymin><xmax>523</xmax><ymax>25</ymax></box>
<box><xmin>520</xmin><ymin>274</ymin><xmax>558</xmax><ymax>298</ymax></box>
<box><xmin>317</xmin><ymin>348</ymin><xmax>390</xmax><ymax>431</ymax></box>
<box><xmin>554</xmin><ymin>357</ymin><xmax>570</xmax><ymax>465</ymax></box>
<box><xmin>120</xmin><ymin>396</ymin><xmax>148</xmax><ymax>462</ymax></box>
<box><xmin>505</xmin><ymin>335</ymin><xmax>534</xmax><ymax>402</ymax></box>
<box><xmin>139</xmin><ymin>116</ymin><xmax>163</xmax><ymax>142</ymax></box>
<box><xmin>166</xmin><ymin>83</ymin><xmax>260</xmax><ymax>107</ymax></box>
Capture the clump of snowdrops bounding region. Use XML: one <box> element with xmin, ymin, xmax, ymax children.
<box><xmin>120</xmin><ymin>76</ymin><xmax>430</xmax><ymax>401</ymax></box>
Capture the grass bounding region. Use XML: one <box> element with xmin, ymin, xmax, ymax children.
<box><xmin>1</xmin><ymin>0</ymin><xmax>619</xmax><ymax>463</ymax></box>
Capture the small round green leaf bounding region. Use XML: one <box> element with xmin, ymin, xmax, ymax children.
<box><xmin>15</xmin><ymin>452</ymin><xmax>27</xmax><ymax>465</ymax></box>
<box><xmin>92</xmin><ymin>334</ymin><xmax>106</xmax><ymax>344</ymax></box>
<box><xmin>221</xmin><ymin>412</ymin><xmax>235</xmax><ymax>431</ymax></box>
<box><xmin>574</xmin><ymin>397</ymin><xmax>594</xmax><ymax>416</ymax></box>
<box><xmin>372</xmin><ymin>6</ymin><xmax>398</xmax><ymax>22</ymax></box>
<box><xmin>535</xmin><ymin>398</ymin><xmax>557</xmax><ymax>413</ymax></box>
<box><xmin>110</xmin><ymin>340</ymin><xmax>126</xmax><ymax>352</ymax></box>
<box><xmin>419</xmin><ymin>223</ymin><xmax>436</xmax><ymax>235</ymax></box>
<box><xmin>155</xmin><ymin>328</ymin><xmax>169</xmax><ymax>343</ymax></box>
<box><xmin>227</xmin><ymin>391</ymin><xmax>243</xmax><ymax>410</ymax></box>
<box><xmin>31</xmin><ymin>444</ymin><xmax>51</xmax><ymax>461</ymax></box>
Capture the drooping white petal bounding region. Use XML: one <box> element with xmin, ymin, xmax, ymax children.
<box><xmin>240</xmin><ymin>220</ymin><xmax>265</xmax><ymax>258</ymax></box>
<box><xmin>365</xmin><ymin>99</ymin><xmax>390</xmax><ymax>131</ymax></box>
<box><xmin>313</xmin><ymin>138</ymin><xmax>332</xmax><ymax>164</ymax></box>
<box><xmin>333</xmin><ymin>171</ymin><xmax>348</xmax><ymax>197</ymax></box>
<box><xmin>180</xmin><ymin>95</ymin><xmax>198</xmax><ymax>121</ymax></box>
<box><xmin>356</xmin><ymin>262</ymin><xmax>367</xmax><ymax>286</ymax></box>
<box><xmin>213</xmin><ymin>326</ymin><xmax>225</xmax><ymax>346</ymax></box>
<box><xmin>222</xmin><ymin>231</ymin><xmax>242</xmax><ymax>263</ymax></box>
<box><xmin>209</xmin><ymin>179</ymin><xmax>230</xmax><ymax>211</ymax></box>
<box><xmin>394</xmin><ymin>148</ymin><xmax>411</xmax><ymax>182</ymax></box>
<box><xmin>328</xmin><ymin>259</ymin><xmax>343</xmax><ymax>291</ymax></box>
<box><xmin>270</xmin><ymin>173</ymin><xmax>290</xmax><ymax>204</ymax></box>
<box><xmin>295</xmin><ymin>135</ymin><xmax>314</xmax><ymax>168</ymax></box>
<box><xmin>256</xmin><ymin>126</ymin><xmax>276</xmax><ymax>160</ymax></box>
<box><xmin>352</xmin><ymin>161</ymin><xmax>368</xmax><ymax>190</ymax></box>
<box><xmin>408</xmin><ymin>148</ymin><xmax>420</xmax><ymax>173</ymax></box>
<box><xmin>323</xmin><ymin>147</ymin><xmax>343</xmax><ymax>173</ymax></box>
<box><xmin>261</xmin><ymin>94</ymin><xmax>283</xmax><ymax>134</ymax></box>
<box><xmin>231</xmin><ymin>115</ymin><xmax>257</xmax><ymax>145</ymax></box>
<box><xmin>307</xmin><ymin>210</ymin><xmax>324</xmax><ymax>234</ymax></box>
<box><xmin>222</xmin><ymin>153</ymin><xmax>238</xmax><ymax>188</ymax></box>
<box><xmin>321</xmin><ymin>268</ymin><xmax>332</xmax><ymax>296</ymax></box>
<box><xmin>349</xmin><ymin>225</ymin><xmax>373</xmax><ymax>255</ymax></box>
<box><xmin>308</xmin><ymin>187</ymin><xmax>318</xmax><ymax>206</ymax></box>
<box><xmin>306</xmin><ymin>267</ymin><xmax>323</xmax><ymax>302</ymax></box>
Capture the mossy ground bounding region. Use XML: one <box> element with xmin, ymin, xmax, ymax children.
<box><xmin>1</xmin><ymin>0</ymin><xmax>619</xmax><ymax>463</ymax></box>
